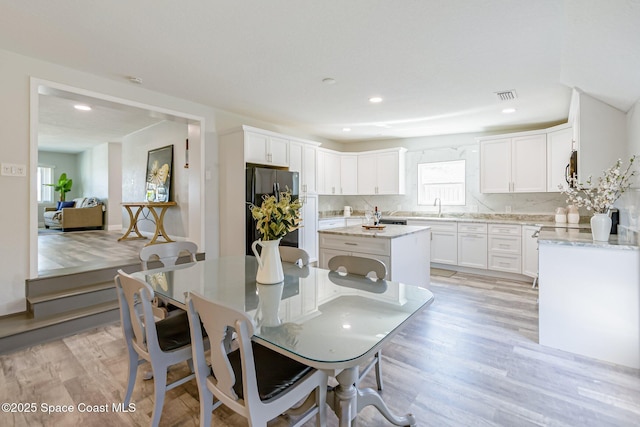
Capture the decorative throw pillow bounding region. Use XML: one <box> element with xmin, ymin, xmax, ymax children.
<box><xmin>83</xmin><ymin>197</ymin><xmax>99</xmax><ymax>207</ymax></box>
<box><xmin>58</xmin><ymin>201</ymin><xmax>75</xmax><ymax>210</ymax></box>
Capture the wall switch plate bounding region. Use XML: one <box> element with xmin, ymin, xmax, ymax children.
<box><xmin>505</xmin><ymin>205</ymin><xmax>512</xmax><ymax>213</ymax></box>
<box><xmin>1</xmin><ymin>163</ymin><xmax>26</xmax><ymax>177</ymax></box>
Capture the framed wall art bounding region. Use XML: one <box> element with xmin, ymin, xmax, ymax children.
<box><xmin>146</xmin><ymin>145</ymin><xmax>173</xmax><ymax>202</ymax></box>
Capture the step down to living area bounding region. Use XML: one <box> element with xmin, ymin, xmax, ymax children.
<box><xmin>0</xmin><ymin>261</ymin><xmax>142</xmax><ymax>355</ymax></box>
<box><xmin>1</xmin><ymin>253</ymin><xmax>205</xmax><ymax>355</ymax></box>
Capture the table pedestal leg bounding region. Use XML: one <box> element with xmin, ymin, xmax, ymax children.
<box><xmin>334</xmin><ymin>368</ymin><xmax>358</xmax><ymax>427</ymax></box>
<box><xmin>356</xmin><ymin>388</ymin><xmax>416</xmax><ymax>426</ymax></box>
<box><xmin>328</xmin><ymin>367</ymin><xmax>417</xmax><ymax>427</ymax></box>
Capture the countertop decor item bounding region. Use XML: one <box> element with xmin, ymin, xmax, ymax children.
<box><xmin>567</xmin><ymin>205</ymin><xmax>580</xmax><ymax>224</ymax></box>
<box><xmin>362</xmin><ymin>224</ymin><xmax>386</xmax><ymax>230</ymax></box>
<box><xmin>561</xmin><ymin>155</ymin><xmax>637</xmax><ymax>241</ymax></box>
<box><xmin>249</xmin><ymin>190</ymin><xmax>302</xmax><ymax>284</ymax></box>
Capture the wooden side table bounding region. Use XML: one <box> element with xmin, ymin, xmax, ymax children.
<box><xmin>119</xmin><ymin>202</ymin><xmax>177</xmax><ymax>246</ymax></box>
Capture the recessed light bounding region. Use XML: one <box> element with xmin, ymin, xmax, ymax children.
<box><xmin>322</xmin><ymin>77</ymin><xmax>336</xmax><ymax>85</ymax></box>
<box><xmin>502</xmin><ymin>108</ymin><xmax>516</xmax><ymax>114</ymax></box>
<box><xmin>128</xmin><ymin>76</ymin><xmax>143</xmax><ymax>84</ymax></box>
<box><xmin>369</xmin><ymin>96</ymin><xmax>383</xmax><ymax>103</ymax></box>
<box><xmin>342</xmin><ymin>127</ymin><xmax>351</xmax><ymax>132</ymax></box>
<box><xmin>74</xmin><ymin>104</ymin><xmax>92</xmax><ymax>111</ymax></box>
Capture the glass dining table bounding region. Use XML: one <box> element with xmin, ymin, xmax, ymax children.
<box><xmin>132</xmin><ymin>256</ymin><xmax>434</xmax><ymax>427</ymax></box>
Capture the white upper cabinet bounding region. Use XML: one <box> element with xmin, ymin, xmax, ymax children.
<box><xmin>511</xmin><ymin>134</ymin><xmax>547</xmax><ymax>192</ymax></box>
<box><xmin>245</xmin><ymin>131</ymin><xmax>289</xmax><ymax>167</ymax></box>
<box><xmin>289</xmin><ymin>140</ymin><xmax>319</xmax><ymax>194</ymax></box>
<box><xmin>357</xmin><ymin>148</ymin><xmax>406</xmax><ymax>195</ymax></box>
<box><xmin>357</xmin><ymin>154</ymin><xmax>377</xmax><ymax>194</ymax></box>
<box><xmin>479</xmin><ymin>138</ymin><xmax>511</xmax><ymax>193</ymax></box>
<box><xmin>480</xmin><ymin>133</ymin><xmax>546</xmax><ymax>193</ymax></box>
<box><xmin>317</xmin><ymin>149</ymin><xmax>341</xmax><ymax>195</ymax></box>
<box><xmin>570</xmin><ymin>89</ymin><xmax>627</xmax><ymax>183</ymax></box>
<box><xmin>340</xmin><ymin>154</ymin><xmax>358</xmax><ymax>195</ymax></box>
<box><xmin>546</xmin><ymin>125</ymin><xmax>573</xmax><ymax>192</ymax></box>
<box><xmin>317</xmin><ymin>150</ymin><xmax>359</xmax><ymax>195</ymax></box>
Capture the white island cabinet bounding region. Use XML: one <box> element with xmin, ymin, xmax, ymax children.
<box><xmin>538</xmin><ymin>229</ymin><xmax>640</xmax><ymax>369</ymax></box>
<box><xmin>318</xmin><ymin>224</ymin><xmax>431</xmax><ymax>288</ymax></box>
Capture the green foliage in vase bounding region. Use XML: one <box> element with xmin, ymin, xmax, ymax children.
<box><xmin>45</xmin><ymin>172</ymin><xmax>73</xmax><ymax>201</ymax></box>
<box><xmin>249</xmin><ymin>190</ymin><xmax>302</xmax><ymax>241</ymax></box>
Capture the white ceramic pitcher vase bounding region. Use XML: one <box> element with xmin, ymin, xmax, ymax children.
<box><xmin>251</xmin><ymin>238</ymin><xmax>284</xmax><ymax>284</ymax></box>
<box><xmin>256</xmin><ymin>282</ymin><xmax>284</xmax><ymax>327</ymax></box>
<box><xmin>590</xmin><ymin>213</ymin><xmax>612</xmax><ymax>242</ymax></box>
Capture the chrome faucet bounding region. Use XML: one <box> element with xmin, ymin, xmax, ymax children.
<box><xmin>433</xmin><ymin>198</ymin><xmax>442</xmax><ymax>217</ymax></box>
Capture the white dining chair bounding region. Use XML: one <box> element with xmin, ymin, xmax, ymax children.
<box><xmin>139</xmin><ymin>241</ymin><xmax>198</xmax><ymax>269</ymax></box>
<box><xmin>327</xmin><ymin>255</ymin><xmax>387</xmax><ymax>390</ymax></box>
<box><xmin>186</xmin><ymin>292</ymin><xmax>328</xmax><ymax>427</ymax></box>
<box><xmin>115</xmin><ymin>269</ymin><xmax>201</xmax><ymax>427</ymax></box>
<box><xmin>140</xmin><ymin>241</ymin><xmax>198</xmax><ymax>318</ymax></box>
<box><xmin>279</xmin><ymin>246</ymin><xmax>310</xmax><ymax>266</ymax></box>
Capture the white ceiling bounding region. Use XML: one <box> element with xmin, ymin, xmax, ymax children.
<box><xmin>1</xmin><ymin>0</ymin><xmax>639</xmax><ymax>149</ymax></box>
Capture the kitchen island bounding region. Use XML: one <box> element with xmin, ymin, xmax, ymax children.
<box><xmin>318</xmin><ymin>224</ymin><xmax>431</xmax><ymax>288</ymax></box>
<box><xmin>538</xmin><ymin>227</ymin><xmax>640</xmax><ymax>368</ymax></box>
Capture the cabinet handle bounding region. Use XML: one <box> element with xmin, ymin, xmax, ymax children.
<box><xmin>344</xmin><ymin>242</ymin><xmax>358</xmax><ymax>246</ymax></box>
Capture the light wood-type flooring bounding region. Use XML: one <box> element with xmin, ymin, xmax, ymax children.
<box><xmin>37</xmin><ymin>229</ymin><xmax>148</xmax><ymax>273</ymax></box>
<box><xmin>1</xmin><ymin>270</ymin><xmax>638</xmax><ymax>426</ymax></box>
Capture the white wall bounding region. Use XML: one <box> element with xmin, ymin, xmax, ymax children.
<box><xmin>619</xmin><ymin>98</ymin><xmax>640</xmax><ymax>230</ymax></box>
<box><xmin>79</xmin><ymin>144</ymin><xmax>109</xmax><ymax>200</ymax></box>
<box><xmin>0</xmin><ymin>48</ymin><xmax>216</xmax><ymax>316</ymax></box>
<box><xmin>0</xmin><ymin>47</ymin><xmax>327</xmax><ymax>316</ymax></box>
<box><xmin>108</xmin><ymin>142</ymin><xmax>122</xmax><ymax>230</ymax></box>
<box><xmin>320</xmin><ymin>132</ymin><xmax>568</xmax><ymax>215</ymax></box>
<box><xmin>122</xmin><ymin>120</ymin><xmax>189</xmax><ymax>237</ymax></box>
<box><xmin>37</xmin><ymin>151</ymin><xmax>80</xmax><ymax>225</ymax></box>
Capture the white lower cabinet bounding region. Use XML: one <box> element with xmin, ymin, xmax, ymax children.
<box><xmin>318</xmin><ymin>218</ymin><xmax>346</xmax><ymax>230</ymax></box>
<box><xmin>522</xmin><ymin>225</ymin><xmax>541</xmax><ymax>278</ymax></box>
<box><xmin>318</xmin><ymin>230</ymin><xmax>431</xmax><ymax>288</ymax></box>
<box><xmin>408</xmin><ymin>220</ymin><xmax>457</xmax><ymax>265</ymax></box>
<box><xmin>300</xmin><ymin>195</ymin><xmax>318</xmax><ymax>263</ymax></box>
<box><xmin>457</xmin><ymin>223</ymin><xmax>488</xmax><ymax>269</ymax></box>
<box><xmin>487</xmin><ymin>223</ymin><xmax>522</xmax><ymax>274</ymax></box>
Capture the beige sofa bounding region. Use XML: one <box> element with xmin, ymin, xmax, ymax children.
<box><xmin>43</xmin><ymin>197</ymin><xmax>105</xmax><ymax>231</ymax></box>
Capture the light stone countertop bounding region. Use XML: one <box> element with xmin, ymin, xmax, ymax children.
<box><xmin>319</xmin><ymin>213</ymin><xmax>590</xmax><ymax>228</ymax></box>
<box><xmin>538</xmin><ymin>227</ymin><xmax>640</xmax><ymax>250</ymax></box>
<box><xmin>317</xmin><ymin>224</ymin><xmax>430</xmax><ymax>239</ymax></box>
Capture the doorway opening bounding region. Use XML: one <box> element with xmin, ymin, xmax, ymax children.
<box><xmin>30</xmin><ymin>80</ymin><xmax>205</xmax><ymax>278</ymax></box>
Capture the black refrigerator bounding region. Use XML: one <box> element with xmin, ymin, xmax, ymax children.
<box><xmin>246</xmin><ymin>167</ymin><xmax>300</xmax><ymax>255</ymax></box>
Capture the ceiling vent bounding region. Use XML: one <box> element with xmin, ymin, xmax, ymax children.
<box><xmin>495</xmin><ymin>90</ymin><xmax>517</xmax><ymax>101</ymax></box>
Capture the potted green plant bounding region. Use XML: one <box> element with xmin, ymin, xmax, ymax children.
<box><xmin>46</xmin><ymin>173</ymin><xmax>73</xmax><ymax>201</ymax></box>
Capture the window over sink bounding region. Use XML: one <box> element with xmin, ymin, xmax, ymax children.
<box><xmin>418</xmin><ymin>160</ymin><xmax>465</xmax><ymax>206</ymax></box>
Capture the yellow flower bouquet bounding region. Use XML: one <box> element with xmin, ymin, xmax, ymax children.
<box><xmin>249</xmin><ymin>190</ymin><xmax>302</xmax><ymax>240</ymax></box>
